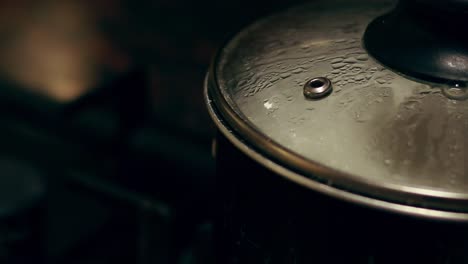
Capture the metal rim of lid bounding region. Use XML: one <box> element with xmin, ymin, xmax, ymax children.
<box><xmin>205</xmin><ymin>1</ymin><xmax>468</xmax><ymax>220</ymax></box>
<box><xmin>205</xmin><ymin>75</ymin><xmax>468</xmax><ymax>222</ymax></box>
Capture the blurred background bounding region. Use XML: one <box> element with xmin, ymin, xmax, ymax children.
<box><xmin>0</xmin><ymin>0</ymin><xmax>306</xmax><ymax>263</ymax></box>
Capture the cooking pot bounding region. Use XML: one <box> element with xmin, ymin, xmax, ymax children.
<box><xmin>205</xmin><ymin>0</ymin><xmax>468</xmax><ymax>263</ymax></box>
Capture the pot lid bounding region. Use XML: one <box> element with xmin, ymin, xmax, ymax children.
<box><xmin>209</xmin><ymin>0</ymin><xmax>468</xmax><ymax>214</ymax></box>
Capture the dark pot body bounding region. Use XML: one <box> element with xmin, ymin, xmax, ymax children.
<box><xmin>215</xmin><ymin>133</ymin><xmax>468</xmax><ymax>264</ymax></box>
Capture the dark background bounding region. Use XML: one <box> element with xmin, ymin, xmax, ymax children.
<box><xmin>0</xmin><ymin>0</ymin><xmax>305</xmax><ymax>263</ymax></box>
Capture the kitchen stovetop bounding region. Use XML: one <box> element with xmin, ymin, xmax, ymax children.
<box><xmin>0</xmin><ymin>0</ymin><xmax>306</xmax><ymax>263</ymax></box>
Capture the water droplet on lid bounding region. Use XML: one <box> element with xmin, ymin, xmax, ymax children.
<box><xmin>331</xmin><ymin>58</ymin><xmax>344</xmax><ymax>63</ymax></box>
<box><xmin>280</xmin><ymin>72</ymin><xmax>291</xmax><ymax>79</ymax></box>
<box><xmin>357</xmin><ymin>54</ymin><xmax>369</xmax><ymax>61</ymax></box>
<box><xmin>331</xmin><ymin>63</ymin><xmax>347</xmax><ymax>69</ymax></box>
<box><xmin>344</xmin><ymin>57</ymin><xmax>358</xmax><ymax>63</ymax></box>
<box><xmin>354</xmin><ymin>75</ymin><xmax>365</xmax><ymax>81</ymax></box>
<box><xmin>292</xmin><ymin>68</ymin><xmax>304</xmax><ymax>74</ymax></box>
<box><xmin>331</xmin><ymin>69</ymin><xmax>341</xmax><ymax>74</ymax></box>
<box><xmin>384</xmin><ymin>159</ymin><xmax>393</xmax><ymax>166</ymax></box>
<box><xmin>376</xmin><ymin>78</ymin><xmax>386</xmax><ymax>84</ymax></box>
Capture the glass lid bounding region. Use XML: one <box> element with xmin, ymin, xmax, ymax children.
<box><xmin>211</xmin><ymin>0</ymin><xmax>468</xmax><ymax>212</ymax></box>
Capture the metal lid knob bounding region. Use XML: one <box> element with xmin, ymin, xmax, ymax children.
<box><xmin>364</xmin><ymin>0</ymin><xmax>468</xmax><ymax>83</ymax></box>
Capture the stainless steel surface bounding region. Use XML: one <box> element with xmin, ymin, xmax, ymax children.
<box><xmin>205</xmin><ymin>76</ymin><xmax>468</xmax><ymax>222</ymax></box>
<box><xmin>208</xmin><ymin>0</ymin><xmax>468</xmax><ymax>215</ymax></box>
<box><xmin>303</xmin><ymin>77</ymin><xmax>332</xmax><ymax>99</ymax></box>
<box><xmin>441</xmin><ymin>85</ymin><xmax>468</xmax><ymax>101</ymax></box>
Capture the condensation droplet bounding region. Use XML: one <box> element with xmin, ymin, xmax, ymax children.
<box><xmin>357</xmin><ymin>54</ymin><xmax>368</xmax><ymax>61</ymax></box>
<box><xmin>331</xmin><ymin>58</ymin><xmax>344</xmax><ymax>63</ymax></box>
<box><xmin>441</xmin><ymin>86</ymin><xmax>468</xmax><ymax>101</ymax></box>
<box><xmin>354</xmin><ymin>75</ymin><xmax>365</xmax><ymax>81</ymax></box>
<box><xmin>280</xmin><ymin>72</ymin><xmax>291</xmax><ymax>79</ymax></box>
<box><xmin>376</xmin><ymin>78</ymin><xmax>386</xmax><ymax>84</ymax></box>
<box><xmin>292</xmin><ymin>68</ymin><xmax>304</xmax><ymax>74</ymax></box>
<box><xmin>403</xmin><ymin>100</ymin><xmax>419</xmax><ymax>109</ymax></box>
<box><xmin>344</xmin><ymin>57</ymin><xmax>358</xmax><ymax>63</ymax></box>
<box><xmin>331</xmin><ymin>63</ymin><xmax>347</xmax><ymax>69</ymax></box>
